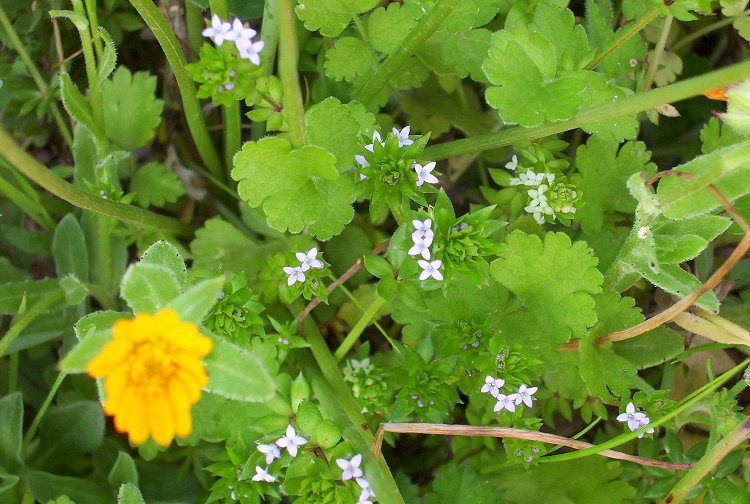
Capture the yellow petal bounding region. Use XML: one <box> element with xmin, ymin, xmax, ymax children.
<box><xmin>148</xmin><ymin>394</ymin><xmax>175</xmax><ymax>446</ymax></box>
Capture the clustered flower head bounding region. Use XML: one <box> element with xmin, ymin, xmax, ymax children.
<box><xmin>202</xmin><ymin>14</ymin><xmax>264</xmax><ymax>65</ymax></box>
<box><xmin>335</xmin><ymin>454</ymin><xmax>377</xmax><ymax>503</ymax></box>
<box><xmin>479</xmin><ymin>375</ymin><xmax>538</xmax><ymax>413</ymax></box>
<box><xmin>283</xmin><ymin>247</ymin><xmax>324</xmax><ymax>286</ymax></box>
<box><xmin>86</xmin><ymin>308</ymin><xmax>213</xmax><ymax>446</ymax></box>
<box><xmin>408</xmin><ymin>219</ymin><xmax>443</xmax><ymax>281</ymax></box>
<box><xmin>616</xmin><ymin>402</ymin><xmax>655</xmax><ymax>438</ymax></box>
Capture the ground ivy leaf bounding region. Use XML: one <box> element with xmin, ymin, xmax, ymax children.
<box><xmin>490</xmin><ymin>231</ymin><xmax>603</xmax><ymax>344</ymax></box>
<box><xmin>232</xmin><ymin>137</ymin><xmax>355</xmax><ymax>240</ymax></box>
<box><xmin>305</xmin><ymin>97</ymin><xmax>376</xmax><ymax>172</ymax></box>
<box><xmin>532</xmin><ymin>3</ymin><xmax>592</xmax><ymax>70</ymax></box>
<box><xmin>324</xmin><ymin>37</ymin><xmax>375</xmax><ymax>81</ymax></box>
<box><xmin>423</xmin><ymin>466</ymin><xmax>497</xmax><ymax>504</ymax></box>
<box><xmin>368</xmin><ymin>3</ymin><xmax>418</xmax><ymax>54</ymax></box>
<box><xmin>295</xmin><ymin>0</ymin><xmax>379</xmax><ymax>37</ymax></box>
<box><xmin>575</xmin><ymin>136</ymin><xmax>656</xmax><ymax>233</ymax></box>
<box><xmin>130</xmin><ymin>161</ymin><xmax>184</xmax><ymax>208</ymax></box>
<box><xmin>101</xmin><ymin>67</ymin><xmax>164</xmax><ymax>150</ymax></box>
<box><xmin>441</xmin><ymin>29</ymin><xmax>492</xmax><ymax>82</ymax></box>
<box><xmin>613</xmin><ymin>326</ymin><xmax>683</xmax><ymax>369</ymax></box>
<box><xmin>579</xmin><ymin>293</ymin><xmax>641</xmax><ymax>401</ymax></box>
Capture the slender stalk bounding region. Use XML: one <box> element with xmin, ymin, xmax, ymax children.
<box><xmin>672</xmin><ymin>10</ymin><xmax>750</xmax><ymax>53</ymax></box>
<box><xmin>83</xmin><ymin>0</ymin><xmax>103</xmax><ymax>57</ymax></box>
<box><xmin>0</xmin><ymin>290</ymin><xmax>66</xmax><ymax>357</ymax></box>
<box><xmin>585</xmin><ymin>8</ymin><xmax>659</xmax><ymax>71</ymax></box>
<box><xmin>353</xmin><ymin>0</ymin><xmax>460</xmax><ymax>107</ymax></box>
<box><xmin>0</xmin><ymin>125</ymin><xmax>192</xmax><ymax>235</ymax></box>
<box><xmin>261</xmin><ymin>0</ymin><xmax>280</xmax><ymax>76</ymax></box>
<box><xmin>664</xmin><ymin>417</ymin><xmax>750</xmax><ymax>504</ymax></box>
<box><xmin>128</xmin><ymin>0</ymin><xmax>223</xmax><ymax>175</ymax></box>
<box><xmin>185</xmin><ymin>1</ymin><xmax>205</xmax><ymax>56</ymax></box>
<box><xmin>71</xmin><ymin>0</ymin><xmax>104</xmax><ymax>146</ymax></box>
<box><xmin>334</xmin><ymin>296</ymin><xmax>386</xmax><ymax>361</ymax></box>
<box><xmin>0</xmin><ymin>4</ymin><xmax>73</xmax><ymax>146</ymax></box>
<box><xmin>639</xmin><ymin>14</ymin><xmax>674</xmax><ymax>94</ymax></box>
<box><xmin>338</xmin><ymin>285</ymin><xmax>393</xmax><ymax>347</ymax></box>
<box><xmin>22</xmin><ymin>373</ymin><xmax>67</xmax><ymax>453</ymax></box>
<box><xmin>422</xmin><ymin>59</ymin><xmax>750</xmax><ymax>161</ymax></box>
<box><xmin>276</xmin><ymin>0</ymin><xmax>306</xmax><ymax>147</ymax></box>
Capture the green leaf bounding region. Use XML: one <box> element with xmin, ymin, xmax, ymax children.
<box><xmin>203</xmin><ymin>335</ymin><xmax>277</xmax><ymax>402</ymax></box>
<box><xmin>49</xmin><ymin>9</ymin><xmax>89</xmax><ymax>30</ymax></box>
<box><xmin>59</xmin><ymin>73</ymin><xmax>98</xmax><ymax>136</ymax></box>
<box><xmin>117</xmin><ymin>483</ymin><xmax>146</xmax><ymax>504</ymax></box>
<box><xmin>232</xmin><ymin>137</ymin><xmax>355</xmax><ymax>240</ymax></box>
<box><xmin>306</xmin><ymin>97</ymin><xmax>376</xmax><ymax>172</ymax></box>
<box><xmin>295</xmin><ymin>0</ymin><xmax>380</xmax><ymax>37</ymax></box>
<box><xmin>52</xmin><ymin>213</ymin><xmax>89</xmax><ymax>282</ymax></box>
<box><xmin>0</xmin><ymin>393</ymin><xmax>23</xmax><ymax>474</ymax></box>
<box><xmin>613</xmin><ymin>326</ymin><xmax>683</xmax><ymax>369</ymax></box>
<box><xmin>0</xmin><ymin>279</ymin><xmax>65</xmax><ymax>315</ymax></box>
<box><xmin>61</xmin><ymin>311</ymin><xmax>129</xmax><ymax>373</ymax></box>
<box><xmin>441</xmin><ymin>29</ymin><xmax>492</xmax><ymax>82</ymax></box>
<box><xmin>40</xmin><ymin>401</ymin><xmax>105</xmax><ymax>454</ymax></box>
<box><xmin>108</xmin><ymin>452</ymin><xmax>139</xmax><ymax>487</ymax></box>
<box><xmin>701</xmin><ymin>117</ymin><xmax>745</xmax><ymax>154</ymax></box>
<box><xmin>130</xmin><ymin>162</ymin><xmax>185</xmax><ymax>208</ymax></box>
<box><xmin>27</xmin><ymin>471</ymin><xmax>111</xmax><ymax>504</ymax></box>
<box><xmin>575</xmin><ymin>136</ymin><xmax>656</xmax><ymax>233</ymax></box>
<box><xmin>368</xmin><ymin>3</ymin><xmax>418</xmax><ymax>54</ymax></box>
<box><xmin>167</xmin><ymin>276</ymin><xmax>224</xmax><ymax>325</ymax></box>
<box><xmin>364</xmin><ymin>254</ymin><xmax>394</xmax><ymax>278</ymax></box>
<box><xmin>490</xmin><ymin>231</ymin><xmax>603</xmax><ymax>345</ymax></box>
<box><xmin>101</xmin><ymin>67</ymin><xmax>164</xmax><ymax>150</ymax></box>
<box><xmin>324</xmin><ymin>37</ymin><xmax>376</xmax><ymax>82</ymax></box>
<box><xmin>657</xmin><ymin>141</ymin><xmax>750</xmax><ymax>219</ymax></box>
<box><xmin>120</xmin><ymin>263</ymin><xmax>181</xmax><ymax>314</ymax></box>
<box><xmin>634</xmin><ymin>262</ymin><xmax>720</xmax><ymax>313</ymax></box>
<box><xmin>493</xmin><ymin>458</ymin><xmax>635</xmax><ymax>504</ymax></box>
<box><xmin>97</xmin><ymin>27</ymin><xmax>118</xmax><ymax>82</ymax></box>
<box><xmin>652</xmin><ymin>214</ymin><xmax>731</xmax><ymax>264</ymax></box>
<box><xmin>140</xmin><ymin>240</ymin><xmax>187</xmax><ymax>291</ymax></box>
<box><xmin>190</xmin><ymin>217</ymin><xmax>259</xmax><ymax>276</ymax></box>
<box><xmin>423</xmin><ymin>466</ymin><xmax>498</xmax><ymax>504</ymax></box>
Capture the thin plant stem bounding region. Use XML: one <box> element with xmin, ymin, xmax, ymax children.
<box><xmin>585</xmin><ymin>8</ymin><xmax>659</xmax><ymax>71</ymax></box>
<box><xmin>129</xmin><ymin>0</ymin><xmax>223</xmax><ymax>175</ymax></box>
<box><xmin>276</xmin><ymin>0</ymin><xmax>306</xmax><ymax>147</ymax></box>
<box><xmin>0</xmin><ymin>4</ymin><xmax>73</xmax><ymax>146</ymax></box>
<box><xmin>672</xmin><ymin>10</ymin><xmax>750</xmax><ymax>53</ymax></box>
<box><xmin>261</xmin><ymin>0</ymin><xmax>280</xmax><ymax>75</ymax></box>
<box><xmin>22</xmin><ymin>373</ymin><xmax>67</xmax><ymax>453</ymax></box>
<box><xmin>0</xmin><ymin>290</ymin><xmax>66</xmax><ymax>357</ymax></box>
<box><xmin>422</xmin><ymin>59</ymin><xmax>750</xmax><ymax>161</ymax></box>
<box><xmin>639</xmin><ymin>14</ymin><xmax>674</xmax><ymax>94</ymax></box>
<box><xmin>185</xmin><ymin>1</ymin><xmax>205</xmax><ymax>56</ymax></box>
<box><xmin>0</xmin><ymin>125</ymin><xmax>192</xmax><ymax>235</ymax></box>
<box><xmin>664</xmin><ymin>416</ymin><xmax>750</xmax><ymax>504</ymax></box>
<box><xmin>84</xmin><ymin>0</ymin><xmax>103</xmax><ymax>57</ymax></box>
<box><xmin>373</xmin><ymin>423</ymin><xmax>692</xmax><ymax>470</ymax></box>
<box><xmin>337</xmin><ymin>284</ymin><xmax>394</xmax><ymax>347</ymax></box>
<box><xmin>334</xmin><ymin>296</ymin><xmax>387</xmax><ymax>362</ymax></box>
<box><xmin>351</xmin><ymin>13</ymin><xmax>368</xmax><ymax>40</ymax></box>
<box><xmin>71</xmin><ymin>0</ymin><xmax>104</xmax><ymax>150</ymax></box>
<box><xmin>353</xmin><ymin>0</ymin><xmax>460</xmax><ymax>107</ymax></box>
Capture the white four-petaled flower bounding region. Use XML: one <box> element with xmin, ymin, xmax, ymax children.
<box><xmin>413</xmin><ymin>161</ymin><xmax>439</xmax><ymax>188</ymax></box>
<box><xmin>481</xmin><ymin>375</ymin><xmax>505</xmax><ymax>397</ymax></box>
<box><xmin>252</xmin><ymin>466</ymin><xmax>276</xmax><ymax>483</ymax></box>
<box><xmin>412</xmin><ymin>219</ymin><xmax>433</xmax><ymax>242</ymax></box>
<box><xmin>202</xmin><ymin>14</ymin><xmax>232</xmax><ymax>45</ymax></box>
<box><xmin>393</xmin><ymin>126</ymin><xmax>414</xmax><ymax>147</ymax></box>
<box><xmin>283</xmin><ymin>266</ymin><xmax>305</xmax><ymax>286</ymax></box>
<box><xmin>364</xmin><ymin>131</ymin><xmax>384</xmax><ymax>152</ymax></box>
<box><xmin>616</xmin><ymin>402</ymin><xmax>649</xmax><ymax>432</ymax></box>
<box><xmin>493</xmin><ymin>393</ymin><xmax>516</xmax><ymax>413</ymax></box>
<box><xmin>510</xmin><ymin>384</ymin><xmax>538</xmax><ymax>407</ymax></box>
<box><xmin>296</xmin><ymin>247</ymin><xmax>324</xmax><ymax>271</ymax></box>
<box><xmin>275</xmin><ymin>425</ymin><xmax>308</xmax><ymax>457</ymax></box>
<box><xmin>408</xmin><ymin>240</ymin><xmax>431</xmax><ymax>260</ymax></box>
<box><xmin>336</xmin><ymin>453</ymin><xmax>363</xmax><ymax>480</ymax></box>
<box><xmin>256</xmin><ymin>442</ymin><xmax>280</xmax><ymax>465</ymax></box>
<box><xmin>417</xmin><ymin>259</ymin><xmax>443</xmax><ymax>281</ymax></box>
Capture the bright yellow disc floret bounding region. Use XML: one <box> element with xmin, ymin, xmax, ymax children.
<box><xmin>87</xmin><ymin>308</ymin><xmax>213</xmax><ymax>446</ymax></box>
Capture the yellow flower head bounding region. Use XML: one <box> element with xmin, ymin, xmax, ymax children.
<box><xmin>87</xmin><ymin>308</ymin><xmax>213</xmax><ymax>446</ymax></box>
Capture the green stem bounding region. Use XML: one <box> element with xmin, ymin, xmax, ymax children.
<box><xmin>71</xmin><ymin>0</ymin><xmax>104</xmax><ymax>149</ymax></box>
<box><xmin>639</xmin><ymin>14</ymin><xmax>674</xmax><ymax>94</ymax></box>
<box><xmin>83</xmin><ymin>0</ymin><xmax>103</xmax><ymax>57</ymax></box>
<box><xmin>353</xmin><ymin>0</ymin><xmax>460</xmax><ymax>107</ymax></box>
<box><xmin>539</xmin><ymin>359</ymin><xmax>748</xmax><ymax>465</ymax></box>
<box><xmin>422</xmin><ymin>59</ymin><xmax>750</xmax><ymax>161</ymax></box>
<box><xmin>276</xmin><ymin>0</ymin><xmax>306</xmax><ymax>147</ymax></box>
<box><xmin>0</xmin><ymin>4</ymin><xmax>73</xmax><ymax>146</ymax></box>
<box><xmin>128</xmin><ymin>0</ymin><xmax>223</xmax><ymax>176</ymax></box>
<box><xmin>185</xmin><ymin>2</ymin><xmax>205</xmax><ymax>55</ymax></box>
<box><xmin>22</xmin><ymin>373</ymin><xmax>66</xmax><ymax>453</ymax></box>
<box><xmin>338</xmin><ymin>285</ymin><xmax>394</xmax><ymax>347</ymax></box>
<box><xmin>664</xmin><ymin>416</ymin><xmax>750</xmax><ymax>504</ymax></box>
<box><xmin>585</xmin><ymin>8</ymin><xmax>659</xmax><ymax>71</ymax></box>
<box><xmin>0</xmin><ymin>125</ymin><xmax>192</xmax><ymax>235</ymax></box>
<box><xmin>351</xmin><ymin>13</ymin><xmax>368</xmax><ymax>41</ymax></box>
<box><xmin>261</xmin><ymin>0</ymin><xmax>280</xmax><ymax>75</ymax></box>
<box><xmin>334</xmin><ymin>296</ymin><xmax>386</xmax><ymax>361</ymax></box>
<box><xmin>672</xmin><ymin>10</ymin><xmax>750</xmax><ymax>53</ymax></box>
<box><xmin>0</xmin><ymin>290</ymin><xmax>66</xmax><ymax>357</ymax></box>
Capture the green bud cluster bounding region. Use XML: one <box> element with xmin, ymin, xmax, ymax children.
<box><xmin>205</xmin><ymin>273</ymin><xmax>265</xmax><ymax>346</ymax></box>
<box><xmin>247</xmin><ymin>76</ymin><xmax>287</xmax><ymax>131</ymax></box>
<box><xmin>342</xmin><ymin>358</ymin><xmax>390</xmax><ymax>416</ymax></box>
<box><xmin>186</xmin><ymin>44</ymin><xmax>262</xmax><ymax>106</ymax></box>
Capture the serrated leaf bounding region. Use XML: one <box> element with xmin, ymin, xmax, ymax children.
<box><xmin>190</xmin><ymin>217</ymin><xmax>260</xmax><ymax>276</ymax></box>
<box><xmin>102</xmin><ymin>67</ymin><xmax>164</xmax><ymax>150</ymax></box>
<box><xmin>232</xmin><ymin>137</ymin><xmax>355</xmax><ymax>240</ymax></box>
<box><xmin>324</xmin><ymin>37</ymin><xmax>375</xmax><ymax>81</ymax></box>
<box><xmin>120</xmin><ymin>263</ymin><xmax>181</xmax><ymax>314</ymax></box>
<box><xmin>490</xmin><ymin>231</ymin><xmax>603</xmax><ymax>344</ymax></box>
<box><xmin>203</xmin><ymin>335</ymin><xmax>276</xmax><ymax>402</ymax></box>
<box><xmin>368</xmin><ymin>3</ymin><xmax>418</xmax><ymax>54</ymax></box>
<box><xmin>700</xmin><ymin>117</ymin><xmax>745</xmax><ymax>154</ymax></box>
<box><xmin>60</xmin><ymin>72</ymin><xmax>99</xmax><ymax>135</ymax></box>
<box><xmin>117</xmin><ymin>483</ymin><xmax>146</xmax><ymax>504</ymax></box>
<box><xmin>52</xmin><ymin>213</ymin><xmax>89</xmax><ymax>282</ymax></box>
<box><xmin>441</xmin><ymin>29</ymin><xmax>491</xmax><ymax>82</ymax></box>
<box><xmin>295</xmin><ymin>0</ymin><xmax>380</xmax><ymax>37</ymax></box>
<box><xmin>575</xmin><ymin>136</ymin><xmax>656</xmax><ymax>233</ymax></box>
<box><xmin>97</xmin><ymin>27</ymin><xmax>117</xmax><ymax>82</ymax></box>
<box><xmin>130</xmin><ymin>162</ymin><xmax>184</xmax><ymax>208</ymax></box>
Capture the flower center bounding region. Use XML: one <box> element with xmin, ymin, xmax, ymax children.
<box><xmin>128</xmin><ymin>334</ymin><xmax>178</xmax><ymax>393</ymax></box>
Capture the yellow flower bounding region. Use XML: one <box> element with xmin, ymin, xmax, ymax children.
<box><xmin>87</xmin><ymin>308</ymin><xmax>212</xmax><ymax>446</ymax></box>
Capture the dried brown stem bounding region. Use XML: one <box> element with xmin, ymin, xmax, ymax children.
<box><xmin>561</xmin><ymin>173</ymin><xmax>750</xmax><ymax>350</ymax></box>
<box><xmin>373</xmin><ymin>423</ymin><xmax>694</xmax><ymax>470</ymax></box>
<box><xmin>297</xmin><ymin>240</ymin><xmax>390</xmax><ymax>335</ymax></box>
